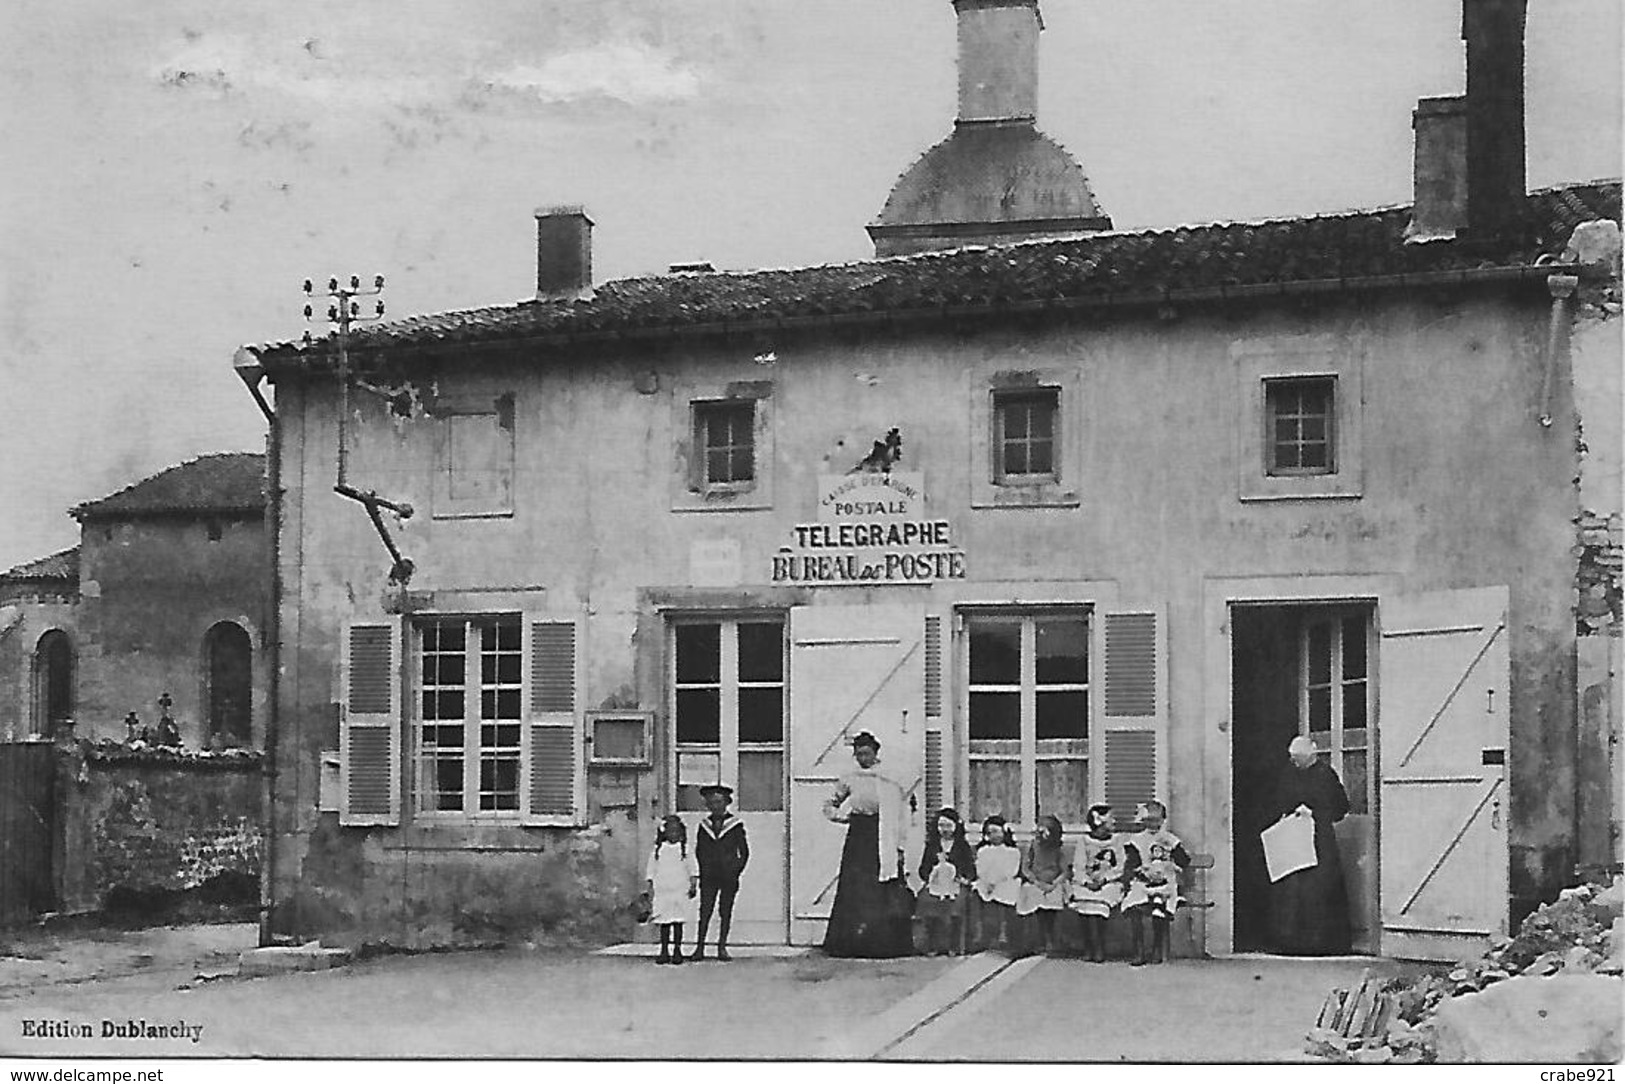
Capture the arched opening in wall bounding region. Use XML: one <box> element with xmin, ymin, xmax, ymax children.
<box><xmin>204</xmin><ymin>622</ymin><xmax>253</xmax><ymax>748</ymax></box>
<box><xmin>33</xmin><ymin>630</ymin><xmax>74</xmax><ymax>736</ymax></box>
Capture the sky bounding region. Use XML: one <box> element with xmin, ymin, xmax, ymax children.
<box><xmin>0</xmin><ymin>0</ymin><xmax>1620</xmax><ymax>571</ymax></box>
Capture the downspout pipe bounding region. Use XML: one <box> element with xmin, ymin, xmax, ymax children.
<box><xmin>1539</xmin><ymin>273</ymin><xmax>1579</xmax><ymax>428</ymax></box>
<box><xmin>234</xmin><ymin>350</ymin><xmax>280</xmax><ymax>948</ymax></box>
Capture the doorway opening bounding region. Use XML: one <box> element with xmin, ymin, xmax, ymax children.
<box><xmin>1231</xmin><ymin>602</ymin><xmax>1378</xmax><ymax>954</ymax></box>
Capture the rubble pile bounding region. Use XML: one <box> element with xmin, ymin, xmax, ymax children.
<box><xmin>1306</xmin><ymin>875</ymin><xmax>1624</xmax><ymax>1063</ymax></box>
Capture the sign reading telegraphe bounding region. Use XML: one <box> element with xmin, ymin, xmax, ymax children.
<box><xmin>770</xmin><ymin>472</ymin><xmax>967</xmax><ymax>586</ymax></box>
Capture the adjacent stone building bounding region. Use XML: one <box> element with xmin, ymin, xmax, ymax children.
<box><xmin>0</xmin><ymin>453</ymin><xmax>268</xmax><ymax>749</ymax></box>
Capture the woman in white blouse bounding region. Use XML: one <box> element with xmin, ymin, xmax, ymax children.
<box><xmin>821</xmin><ymin>730</ymin><xmax>913</xmax><ymax>957</ymax></box>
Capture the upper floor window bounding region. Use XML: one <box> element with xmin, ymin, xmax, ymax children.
<box><xmin>433</xmin><ymin>395</ymin><xmax>515</xmax><ymax>518</ymax></box>
<box><xmin>1265</xmin><ymin>377</ymin><xmax>1336</xmax><ymax>476</ymax></box>
<box><xmin>994</xmin><ymin>389</ymin><xmax>1059</xmax><ymax>484</ymax></box>
<box><xmin>695</xmin><ymin>400</ymin><xmax>755</xmax><ymax>489</ymax></box>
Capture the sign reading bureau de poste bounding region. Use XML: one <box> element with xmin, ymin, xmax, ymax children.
<box><xmin>770</xmin><ymin>472</ymin><xmax>968</xmax><ymax>585</ymax></box>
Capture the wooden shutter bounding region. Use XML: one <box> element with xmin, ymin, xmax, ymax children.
<box><xmin>924</xmin><ymin>613</ymin><xmax>945</xmax><ymax>815</ymax></box>
<box><xmin>1096</xmin><ymin>609</ymin><xmax>1167</xmax><ymax>833</ymax></box>
<box><xmin>339</xmin><ymin>618</ymin><xmax>401</xmax><ymax>826</ymax></box>
<box><xmin>523</xmin><ymin>618</ymin><xmax>582</xmax><ymax>824</ymax></box>
<box><xmin>1379</xmin><ymin>586</ymin><xmax>1510</xmax><ymax>961</ymax></box>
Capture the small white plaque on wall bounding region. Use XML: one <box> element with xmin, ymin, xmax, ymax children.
<box><xmin>689</xmin><ymin>538</ymin><xmax>742</xmax><ymax>587</ymax></box>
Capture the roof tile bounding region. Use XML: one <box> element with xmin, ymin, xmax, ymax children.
<box><xmin>72</xmin><ymin>453</ymin><xmax>266</xmax><ymax>520</ymax></box>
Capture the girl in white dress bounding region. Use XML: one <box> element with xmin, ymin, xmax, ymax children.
<box><xmin>971</xmin><ymin>816</ymin><xmax>1021</xmax><ymax>951</ymax></box>
<box><xmin>646</xmin><ymin>814</ymin><xmax>699</xmax><ymax>964</ymax></box>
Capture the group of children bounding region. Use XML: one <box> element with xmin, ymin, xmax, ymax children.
<box><xmin>645</xmin><ymin>784</ymin><xmax>1188</xmax><ymax>965</ymax></box>
<box><xmin>917</xmin><ymin>800</ymin><xmax>1189</xmax><ymax>964</ymax></box>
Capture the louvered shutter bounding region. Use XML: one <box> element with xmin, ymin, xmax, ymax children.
<box><xmin>1096</xmin><ymin>609</ymin><xmax>1167</xmax><ymax>833</ymax></box>
<box><xmin>523</xmin><ymin>618</ymin><xmax>582</xmax><ymax>824</ymax></box>
<box><xmin>924</xmin><ymin>614</ymin><xmax>946</xmax><ymax>815</ymax></box>
<box><xmin>340</xmin><ymin>618</ymin><xmax>402</xmax><ymax>826</ymax></box>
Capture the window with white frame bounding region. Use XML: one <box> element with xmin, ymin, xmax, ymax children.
<box><xmin>416</xmin><ymin>615</ymin><xmax>522</xmax><ymax>813</ymax></box>
<box><xmin>693</xmin><ymin>400</ymin><xmax>756</xmax><ymax>490</ymax></box>
<box><xmin>1299</xmin><ymin>609</ymin><xmax>1372</xmax><ymax>815</ymax></box>
<box><xmin>1265</xmin><ymin>377</ymin><xmax>1336</xmax><ymax>476</ymax></box>
<box><xmin>964</xmin><ymin>611</ymin><xmax>1090</xmax><ymax>828</ymax></box>
<box><xmin>673</xmin><ymin>619</ymin><xmax>785</xmax><ymax>813</ymax></box>
<box><xmin>993</xmin><ymin>388</ymin><xmax>1059</xmax><ymax>484</ymax></box>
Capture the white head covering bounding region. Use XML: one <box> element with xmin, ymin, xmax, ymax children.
<box><xmin>1287</xmin><ymin>735</ymin><xmax>1315</xmax><ymax>757</ymax></box>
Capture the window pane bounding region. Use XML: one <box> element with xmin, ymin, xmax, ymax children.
<box><xmin>1035</xmin><ymin>618</ymin><xmax>1088</xmax><ymax>684</ymax></box>
<box><xmin>707</xmin><ymin>448</ymin><xmax>733</xmax><ymax>484</ymax></box>
<box><xmin>1001</xmin><ymin>441</ymin><xmax>1029</xmax><ymax>477</ymax></box>
<box><xmin>676</xmin><ymin>624</ymin><xmax>720</xmax><ymax>684</ymax></box>
<box><xmin>968</xmin><ymin>759</ymin><xmax>1023</xmax><ymax>824</ymax></box>
<box><xmin>1342</xmin><ymin>750</ymin><xmax>1368</xmax><ymax>815</ymax></box>
<box><xmin>1307</xmin><ymin>624</ymin><xmax>1331</xmax><ymax>684</ymax></box>
<box><xmin>1308</xmin><ymin>687</ymin><xmax>1332</xmax><ymax>732</ymax></box>
<box><xmin>1030</xmin><ymin>401</ymin><xmax>1054</xmax><ymax>439</ymax></box>
<box><xmin>1028</xmin><ymin>439</ymin><xmax>1053</xmax><ymax>475</ymax></box>
<box><xmin>1300</xmin><ymin>416</ymin><xmax>1325</xmax><ymax>442</ymax></box>
<box><xmin>737</xmin><ymin>622</ymin><xmax>784</xmax><ymax>682</ymax></box>
<box><xmin>739</xmin><ymin>751</ymin><xmax>784</xmax><ymax>812</ymax></box>
<box><xmin>433</xmin><ymin>691</ymin><xmax>464</xmax><ymax>720</ymax></box>
<box><xmin>1342</xmin><ymin>616</ymin><xmax>1368</xmax><ymax>679</ymax></box>
<box><xmin>968</xmin><ymin>622</ymin><xmax>1020</xmax><ymax>684</ymax></box>
<box><xmin>1002</xmin><ymin>403</ymin><xmax>1029</xmax><ymax>439</ymax></box>
<box><xmin>430</xmin><ymin>722</ymin><xmax>463</xmax><ymax>748</ymax></box>
<box><xmin>436</xmin><ymin>656</ymin><xmax>464</xmax><ymax>685</ymax></box>
<box><xmin>496</xmin><ymin>654</ymin><xmax>521</xmax><ymax>684</ymax></box>
<box><xmin>676</xmin><ymin>688</ymin><xmax>721</xmax><ymax>744</ymax></box>
<box><xmin>1275</xmin><ymin>417</ymin><xmax>1300</xmax><ymax>443</ymax></box>
<box><xmin>435</xmin><ymin>757</ymin><xmax>463</xmax><ymax>809</ymax></box>
<box><xmin>1343</xmin><ymin>683</ymin><xmax>1367</xmax><ymax>730</ymax></box>
<box><xmin>1036</xmin><ymin>759</ymin><xmax>1089</xmax><ymax>825</ymax></box>
<box><xmin>730</xmin><ymin>447</ymin><xmax>755</xmax><ymax>482</ymax></box>
<box><xmin>1300</xmin><ymin>443</ymin><xmax>1328</xmax><ymax>470</ymax></box>
<box><xmin>1273</xmin><ymin>441</ymin><xmax>1301</xmax><ymax>471</ymax></box>
<box><xmin>969</xmin><ymin>692</ymin><xmax>1021</xmax><ymax>739</ymax></box>
<box><xmin>676</xmin><ymin>785</ymin><xmax>707</xmax><ymax>812</ymax></box>
<box><xmin>1035</xmin><ymin>691</ymin><xmax>1088</xmax><ymax>739</ymax></box>
<box><xmin>739</xmin><ymin>687</ymin><xmax>783</xmax><ymax>743</ymax></box>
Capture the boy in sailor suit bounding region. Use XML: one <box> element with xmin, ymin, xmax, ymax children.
<box><xmin>693</xmin><ymin>784</ymin><xmax>750</xmax><ymax>961</ymax></box>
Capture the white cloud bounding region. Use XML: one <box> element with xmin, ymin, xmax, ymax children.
<box><xmin>481</xmin><ymin>42</ymin><xmax>702</xmax><ymax>105</ymax></box>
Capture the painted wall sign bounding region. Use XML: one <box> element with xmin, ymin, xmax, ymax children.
<box><xmin>772</xmin><ymin>472</ymin><xmax>967</xmax><ymax>585</ymax></box>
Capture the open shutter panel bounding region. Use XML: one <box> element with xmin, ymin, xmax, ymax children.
<box><xmin>924</xmin><ymin>614</ymin><xmax>945</xmax><ymax>814</ymax></box>
<box><xmin>1098</xmin><ymin>609</ymin><xmax>1167</xmax><ymax>833</ymax></box>
<box><xmin>524</xmin><ymin>619</ymin><xmax>581</xmax><ymax>823</ymax></box>
<box><xmin>340</xmin><ymin>619</ymin><xmax>402</xmax><ymax>826</ymax></box>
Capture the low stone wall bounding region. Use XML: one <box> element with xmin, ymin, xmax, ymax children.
<box><xmin>59</xmin><ymin>744</ymin><xmax>263</xmax><ymax>915</ymax></box>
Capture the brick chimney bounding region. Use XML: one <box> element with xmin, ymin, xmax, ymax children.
<box><xmin>535</xmin><ymin>206</ymin><xmax>593</xmax><ymax>300</ymax></box>
<box><xmin>954</xmin><ymin>0</ymin><xmax>1041</xmax><ymax>124</ymax></box>
<box><xmin>1408</xmin><ymin>96</ymin><xmax>1469</xmax><ymax>240</ymax></box>
<box><xmin>1407</xmin><ymin>1</ymin><xmax>1527</xmax><ymax>243</ymax></box>
<box><xmin>1462</xmin><ymin>0</ymin><xmax>1527</xmax><ymax>239</ymax></box>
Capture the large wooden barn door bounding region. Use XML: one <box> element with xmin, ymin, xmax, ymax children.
<box><xmin>787</xmin><ymin>605</ymin><xmax>925</xmax><ymax>946</ymax></box>
<box><xmin>1379</xmin><ymin>586</ymin><xmax>1510</xmax><ymax>961</ymax></box>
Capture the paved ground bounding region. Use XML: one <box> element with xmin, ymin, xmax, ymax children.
<box><xmin>0</xmin><ymin>922</ymin><xmax>1414</xmax><ymax>1062</ymax></box>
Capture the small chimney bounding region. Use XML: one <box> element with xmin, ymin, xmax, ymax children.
<box><xmin>1463</xmin><ymin>0</ymin><xmax>1527</xmax><ymax>238</ymax></box>
<box><xmin>535</xmin><ymin>205</ymin><xmax>593</xmax><ymax>300</ymax></box>
<box><xmin>954</xmin><ymin>0</ymin><xmax>1041</xmax><ymax>124</ymax></box>
<box><xmin>1408</xmin><ymin>96</ymin><xmax>1468</xmax><ymax>240</ymax></box>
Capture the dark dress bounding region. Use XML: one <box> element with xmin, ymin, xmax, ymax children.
<box><xmin>824</xmin><ymin>813</ymin><xmax>914</xmax><ymax>958</ymax></box>
<box><xmin>1269</xmin><ymin>758</ymin><xmax>1353</xmax><ymax>955</ymax></box>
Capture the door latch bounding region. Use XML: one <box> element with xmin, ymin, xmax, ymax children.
<box><xmin>1491</xmin><ymin>798</ymin><xmax>1502</xmax><ymax>830</ymax></box>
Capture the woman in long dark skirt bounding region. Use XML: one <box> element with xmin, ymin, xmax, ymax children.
<box><xmin>1269</xmin><ymin>735</ymin><xmax>1353</xmax><ymax>954</ymax></box>
<box><xmin>822</xmin><ymin>730</ymin><xmax>914</xmax><ymax>958</ymax></box>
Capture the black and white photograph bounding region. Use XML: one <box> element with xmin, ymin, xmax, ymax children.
<box><xmin>0</xmin><ymin>0</ymin><xmax>1620</xmax><ymax>1072</ymax></box>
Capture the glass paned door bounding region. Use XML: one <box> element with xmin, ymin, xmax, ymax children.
<box><xmin>672</xmin><ymin>617</ymin><xmax>788</xmax><ymax>942</ymax></box>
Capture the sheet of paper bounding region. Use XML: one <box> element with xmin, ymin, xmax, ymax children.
<box><xmin>1261</xmin><ymin>813</ymin><xmax>1318</xmax><ymax>883</ymax></box>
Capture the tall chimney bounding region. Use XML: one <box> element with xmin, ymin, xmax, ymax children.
<box><xmin>954</xmin><ymin>0</ymin><xmax>1041</xmax><ymax>124</ymax></box>
<box><xmin>1462</xmin><ymin>0</ymin><xmax>1527</xmax><ymax>238</ymax></box>
<box><xmin>535</xmin><ymin>205</ymin><xmax>593</xmax><ymax>300</ymax></box>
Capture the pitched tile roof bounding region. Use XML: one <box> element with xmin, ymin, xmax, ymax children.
<box><xmin>0</xmin><ymin>547</ymin><xmax>79</xmax><ymax>582</ymax></box>
<box><xmin>254</xmin><ymin>180</ymin><xmax>1620</xmax><ymax>366</ymax></box>
<box><xmin>72</xmin><ymin>453</ymin><xmax>266</xmax><ymax>521</ymax></box>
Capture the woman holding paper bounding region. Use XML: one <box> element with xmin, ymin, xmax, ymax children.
<box><xmin>1268</xmin><ymin>735</ymin><xmax>1352</xmax><ymax>954</ymax></box>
